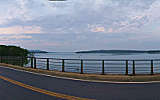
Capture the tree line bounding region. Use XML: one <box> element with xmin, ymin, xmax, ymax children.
<box><xmin>0</xmin><ymin>45</ymin><xmax>29</xmax><ymax>66</ymax></box>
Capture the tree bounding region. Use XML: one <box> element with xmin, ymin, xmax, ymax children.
<box><xmin>0</xmin><ymin>45</ymin><xmax>29</xmax><ymax>66</ymax></box>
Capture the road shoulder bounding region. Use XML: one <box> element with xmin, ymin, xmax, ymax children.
<box><xmin>1</xmin><ymin>63</ymin><xmax>160</xmax><ymax>83</ymax></box>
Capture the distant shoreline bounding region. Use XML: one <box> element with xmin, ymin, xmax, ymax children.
<box><xmin>76</xmin><ymin>50</ymin><xmax>160</xmax><ymax>54</ymax></box>
<box><xmin>29</xmin><ymin>50</ymin><xmax>160</xmax><ymax>54</ymax></box>
<box><xmin>29</xmin><ymin>50</ymin><xmax>48</xmax><ymax>53</ymax></box>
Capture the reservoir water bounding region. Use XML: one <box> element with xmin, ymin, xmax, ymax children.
<box><xmin>29</xmin><ymin>52</ymin><xmax>160</xmax><ymax>75</ymax></box>
<box><xmin>34</xmin><ymin>52</ymin><xmax>160</xmax><ymax>60</ymax></box>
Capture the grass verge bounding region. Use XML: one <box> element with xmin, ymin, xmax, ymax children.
<box><xmin>1</xmin><ymin>63</ymin><xmax>160</xmax><ymax>82</ymax></box>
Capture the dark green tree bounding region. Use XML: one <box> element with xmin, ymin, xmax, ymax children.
<box><xmin>0</xmin><ymin>45</ymin><xmax>29</xmax><ymax>66</ymax></box>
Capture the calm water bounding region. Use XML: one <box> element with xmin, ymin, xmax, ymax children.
<box><xmin>31</xmin><ymin>53</ymin><xmax>160</xmax><ymax>74</ymax></box>
<box><xmin>34</xmin><ymin>52</ymin><xmax>160</xmax><ymax>60</ymax></box>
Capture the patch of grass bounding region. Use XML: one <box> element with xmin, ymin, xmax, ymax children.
<box><xmin>1</xmin><ymin>63</ymin><xmax>160</xmax><ymax>82</ymax></box>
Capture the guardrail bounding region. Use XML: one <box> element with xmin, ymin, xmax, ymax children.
<box><xmin>1</xmin><ymin>56</ymin><xmax>160</xmax><ymax>75</ymax></box>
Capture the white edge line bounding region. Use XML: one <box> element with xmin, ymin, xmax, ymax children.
<box><xmin>0</xmin><ymin>66</ymin><xmax>160</xmax><ymax>84</ymax></box>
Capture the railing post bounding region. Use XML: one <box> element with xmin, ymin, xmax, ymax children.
<box><xmin>1</xmin><ymin>56</ymin><xmax>3</xmax><ymax>63</ymax></box>
<box><xmin>0</xmin><ymin>56</ymin><xmax>2</xmax><ymax>63</ymax></box>
<box><xmin>31</xmin><ymin>57</ymin><xmax>33</xmax><ymax>68</ymax></box>
<box><xmin>80</xmin><ymin>60</ymin><xmax>83</xmax><ymax>74</ymax></box>
<box><xmin>125</xmin><ymin>60</ymin><xmax>128</xmax><ymax>75</ymax></box>
<box><xmin>132</xmin><ymin>60</ymin><xmax>135</xmax><ymax>75</ymax></box>
<box><xmin>0</xmin><ymin>56</ymin><xmax>3</xmax><ymax>63</ymax></box>
<box><xmin>151</xmin><ymin>60</ymin><xmax>154</xmax><ymax>75</ymax></box>
<box><xmin>21</xmin><ymin>56</ymin><xmax>24</xmax><ymax>67</ymax></box>
<box><xmin>47</xmin><ymin>58</ymin><xmax>49</xmax><ymax>70</ymax></box>
<box><xmin>34</xmin><ymin>58</ymin><xmax>36</xmax><ymax>69</ymax></box>
<box><xmin>62</xmin><ymin>59</ymin><xmax>65</xmax><ymax>72</ymax></box>
<box><xmin>102</xmin><ymin>60</ymin><xmax>105</xmax><ymax>75</ymax></box>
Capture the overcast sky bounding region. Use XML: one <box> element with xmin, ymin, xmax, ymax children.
<box><xmin>0</xmin><ymin>0</ymin><xmax>160</xmax><ymax>52</ymax></box>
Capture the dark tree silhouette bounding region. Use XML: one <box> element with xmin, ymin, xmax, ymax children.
<box><xmin>0</xmin><ymin>45</ymin><xmax>29</xmax><ymax>66</ymax></box>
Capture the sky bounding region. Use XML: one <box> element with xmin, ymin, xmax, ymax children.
<box><xmin>0</xmin><ymin>0</ymin><xmax>160</xmax><ymax>52</ymax></box>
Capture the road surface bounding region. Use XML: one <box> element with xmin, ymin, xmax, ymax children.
<box><xmin>0</xmin><ymin>66</ymin><xmax>160</xmax><ymax>100</ymax></box>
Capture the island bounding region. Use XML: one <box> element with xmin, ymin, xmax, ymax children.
<box><xmin>28</xmin><ymin>50</ymin><xmax>48</xmax><ymax>53</ymax></box>
<box><xmin>76</xmin><ymin>50</ymin><xmax>160</xmax><ymax>54</ymax></box>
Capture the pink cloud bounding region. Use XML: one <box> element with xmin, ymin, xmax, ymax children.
<box><xmin>0</xmin><ymin>25</ymin><xmax>42</xmax><ymax>34</ymax></box>
<box><xmin>107</xmin><ymin>28</ymin><xmax>113</xmax><ymax>33</ymax></box>
<box><xmin>91</xmin><ymin>27</ymin><xmax>105</xmax><ymax>32</ymax></box>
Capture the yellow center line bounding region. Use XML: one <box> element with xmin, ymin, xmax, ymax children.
<box><xmin>0</xmin><ymin>75</ymin><xmax>94</xmax><ymax>100</ymax></box>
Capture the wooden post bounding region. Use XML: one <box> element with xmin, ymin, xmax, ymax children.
<box><xmin>47</xmin><ymin>58</ymin><xmax>49</xmax><ymax>70</ymax></box>
<box><xmin>0</xmin><ymin>56</ymin><xmax>2</xmax><ymax>63</ymax></box>
<box><xmin>102</xmin><ymin>60</ymin><xmax>105</xmax><ymax>75</ymax></box>
<box><xmin>80</xmin><ymin>60</ymin><xmax>83</xmax><ymax>74</ymax></box>
<box><xmin>132</xmin><ymin>60</ymin><xmax>135</xmax><ymax>75</ymax></box>
<box><xmin>1</xmin><ymin>56</ymin><xmax>3</xmax><ymax>63</ymax></box>
<box><xmin>62</xmin><ymin>59</ymin><xmax>65</xmax><ymax>72</ymax></box>
<box><xmin>31</xmin><ymin>57</ymin><xmax>33</xmax><ymax>68</ymax></box>
<box><xmin>1</xmin><ymin>56</ymin><xmax>2</xmax><ymax>63</ymax></box>
<box><xmin>126</xmin><ymin>60</ymin><xmax>128</xmax><ymax>75</ymax></box>
<box><xmin>151</xmin><ymin>60</ymin><xmax>154</xmax><ymax>75</ymax></box>
<box><xmin>34</xmin><ymin>58</ymin><xmax>36</xmax><ymax>69</ymax></box>
<box><xmin>21</xmin><ymin>56</ymin><xmax>24</xmax><ymax>67</ymax></box>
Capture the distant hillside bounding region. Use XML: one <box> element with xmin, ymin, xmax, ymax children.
<box><xmin>29</xmin><ymin>50</ymin><xmax>48</xmax><ymax>53</ymax></box>
<box><xmin>0</xmin><ymin>45</ymin><xmax>29</xmax><ymax>56</ymax></box>
<box><xmin>76</xmin><ymin>50</ymin><xmax>160</xmax><ymax>54</ymax></box>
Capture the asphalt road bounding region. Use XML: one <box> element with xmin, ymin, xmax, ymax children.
<box><xmin>1</xmin><ymin>66</ymin><xmax>160</xmax><ymax>100</ymax></box>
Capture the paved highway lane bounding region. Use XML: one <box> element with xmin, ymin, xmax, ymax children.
<box><xmin>0</xmin><ymin>77</ymin><xmax>62</xmax><ymax>100</ymax></box>
<box><xmin>1</xmin><ymin>66</ymin><xmax>160</xmax><ymax>100</ymax></box>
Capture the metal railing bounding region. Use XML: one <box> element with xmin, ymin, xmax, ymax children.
<box><xmin>1</xmin><ymin>56</ymin><xmax>160</xmax><ymax>75</ymax></box>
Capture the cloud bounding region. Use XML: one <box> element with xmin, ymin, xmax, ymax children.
<box><xmin>0</xmin><ymin>26</ymin><xmax>42</xmax><ymax>34</ymax></box>
<box><xmin>91</xmin><ymin>27</ymin><xmax>105</xmax><ymax>33</ymax></box>
<box><xmin>107</xmin><ymin>28</ymin><xmax>114</xmax><ymax>33</ymax></box>
<box><xmin>1</xmin><ymin>0</ymin><xmax>160</xmax><ymax>51</ymax></box>
<box><xmin>0</xmin><ymin>0</ymin><xmax>54</xmax><ymax>25</ymax></box>
<box><xmin>0</xmin><ymin>35</ymin><xmax>32</xmax><ymax>41</ymax></box>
